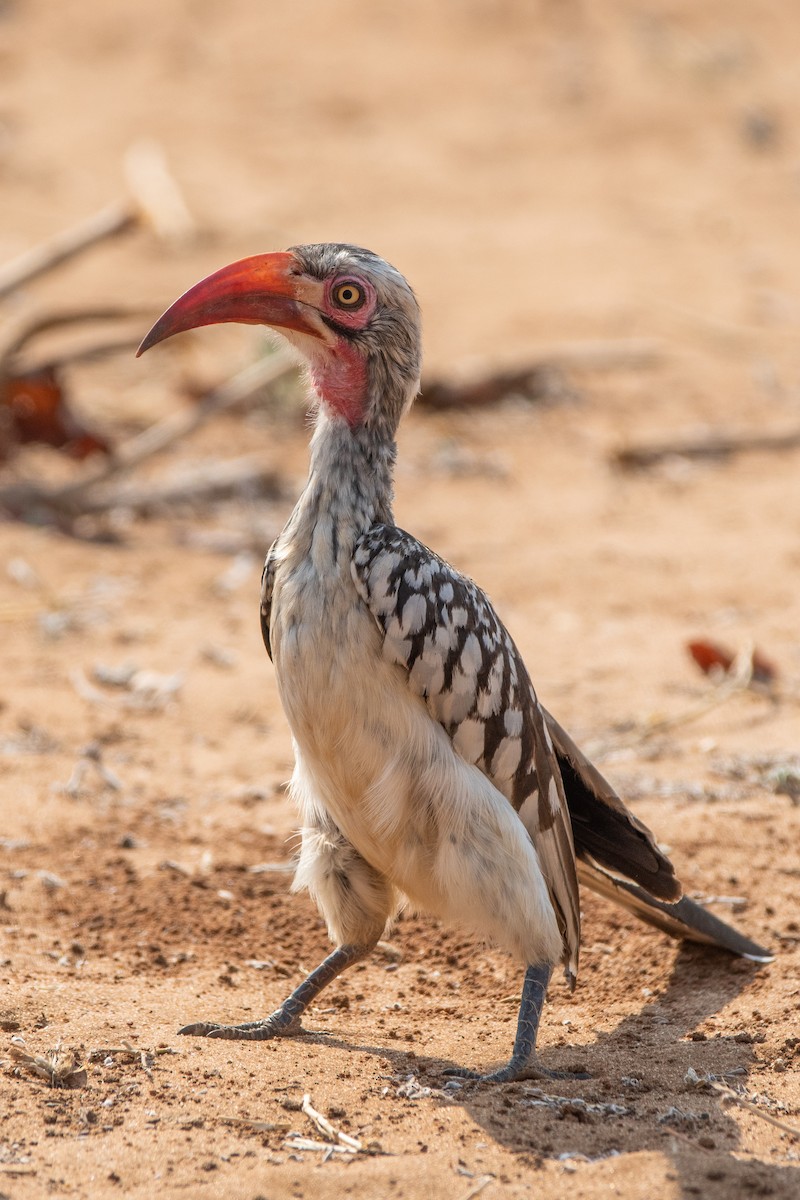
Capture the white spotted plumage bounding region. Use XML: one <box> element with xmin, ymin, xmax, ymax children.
<box><xmin>352</xmin><ymin>522</ymin><xmax>580</xmax><ymax>981</ymax></box>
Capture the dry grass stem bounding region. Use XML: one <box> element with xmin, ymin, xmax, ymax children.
<box><xmin>458</xmin><ymin>1176</ymin><xmax>495</xmax><ymax>1200</ymax></box>
<box><xmin>301</xmin><ymin>1093</ymin><xmax>363</xmax><ymax>1151</ymax></box>
<box><xmin>710</xmin><ymin>1082</ymin><xmax>800</xmax><ymax>1140</ymax></box>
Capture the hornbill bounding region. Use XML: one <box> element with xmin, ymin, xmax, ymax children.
<box><xmin>138</xmin><ymin>244</ymin><xmax>771</xmax><ymax>1083</ymax></box>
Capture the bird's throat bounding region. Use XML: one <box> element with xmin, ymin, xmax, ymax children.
<box><xmin>309</xmin><ymin>340</ymin><xmax>368</xmax><ymax>429</ymax></box>
<box><xmin>305</xmin><ymin>411</ymin><xmax>396</xmax><ymax>539</ymax></box>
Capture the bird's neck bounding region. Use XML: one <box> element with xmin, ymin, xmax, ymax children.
<box><xmin>284</xmin><ymin>409</ymin><xmax>396</xmax><ymax>570</ymax></box>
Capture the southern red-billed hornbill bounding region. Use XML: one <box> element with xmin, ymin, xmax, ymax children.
<box><xmin>138</xmin><ymin>244</ymin><xmax>771</xmax><ymax>1083</ymax></box>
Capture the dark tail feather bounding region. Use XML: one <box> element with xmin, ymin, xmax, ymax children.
<box><xmin>577</xmin><ymin>860</ymin><xmax>774</xmax><ymax>963</ymax></box>
<box><xmin>544</xmin><ymin>708</ymin><xmax>681</xmax><ymax>901</ymax></box>
<box><xmin>543</xmin><ymin>706</ymin><xmax>774</xmax><ymax>962</ymax></box>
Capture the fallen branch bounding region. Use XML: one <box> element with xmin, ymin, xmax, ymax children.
<box><xmin>418</xmin><ymin>340</ymin><xmax>662</xmax><ymax>412</ymax></box>
<box><xmin>0</xmin><ymin>307</ymin><xmax>148</xmax><ymax>374</ymax></box>
<box><xmin>458</xmin><ymin>1178</ymin><xmax>495</xmax><ymax>1200</ymax></box>
<box><xmin>123</xmin><ymin>139</ymin><xmax>196</xmax><ymax>246</ymax></box>
<box><xmin>0</xmin><ymin>203</ymin><xmax>136</xmax><ymax>301</ymax></box>
<box><xmin>591</xmin><ymin>657</ymin><xmax>756</xmax><ymax>755</ymax></box>
<box><xmin>419</xmin><ymin>364</ymin><xmax>577</xmax><ymax>410</ymax></box>
<box><xmin>0</xmin><ymin>141</ymin><xmax>196</xmax><ymax>299</ymax></box>
<box><xmin>73</xmin><ymin>456</ymin><xmax>285</xmax><ymax>515</ymax></box>
<box><xmin>613</xmin><ymin>425</ymin><xmax>800</xmax><ymax>470</ymax></box>
<box><xmin>8</xmin><ymin>1038</ymin><xmax>87</xmax><ymax>1089</ymax></box>
<box><xmin>61</xmin><ymin>350</ymin><xmax>295</xmax><ymax>493</ymax></box>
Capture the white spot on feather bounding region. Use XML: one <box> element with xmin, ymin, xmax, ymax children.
<box><xmin>460</xmin><ymin>632</ymin><xmax>483</xmax><ymax>676</ymax></box>
<box><xmin>518</xmin><ymin>789</ymin><xmax>540</xmax><ymax>833</ymax></box>
<box><xmin>492</xmin><ymin>736</ymin><xmax>522</xmax><ymax>779</ymax></box>
<box><xmin>400</xmin><ymin>593</ymin><xmax>427</xmax><ymax>636</ymax></box>
<box><xmin>452</xmin><ymin>718</ymin><xmax>484</xmax><ymax>764</ymax></box>
<box><xmin>434</xmin><ymin>624</ymin><xmax>454</xmax><ymax>652</ymax></box>
<box><xmin>548</xmin><ymin>776</ymin><xmax>560</xmax><ymax>815</ymax></box>
<box><xmin>409</xmin><ymin>649</ymin><xmax>444</xmax><ymax>695</ymax></box>
<box><xmin>439</xmin><ymin>677</ymin><xmax>474</xmax><ymax>725</ymax></box>
<box><xmin>504</xmin><ymin>708</ymin><xmax>523</xmax><ymax>737</ymax></box>
<box><xmin>477</xmin><ymin>685</ymin><xmax>500</xmax><ymax>718</ymax></box>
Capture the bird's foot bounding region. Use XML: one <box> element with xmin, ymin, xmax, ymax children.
<box><xmin>443</xmin><ymin>1057</ymin><xmax>590</xmax><ymax>1085</ymax></box>
<box><xmin>178</xmin><ymin>1010</ymin><xmax>302</xmax><ymax>1041</ymax></box>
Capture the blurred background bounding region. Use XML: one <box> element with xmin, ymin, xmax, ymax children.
<box><xmin>3</xmin><ymin>0</ymin><xmax>800</xmax><ymax>359</ymax></box>
<box><xmin>1</xmin><ymin>5</ymin><xmax>799</xmax><ymax>1194</ymax></box>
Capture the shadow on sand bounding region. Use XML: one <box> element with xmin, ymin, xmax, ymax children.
<box><xmin>310</xmin><ymin>943</ymin><xmax>797</xmax><ymax>1199</ymax></box>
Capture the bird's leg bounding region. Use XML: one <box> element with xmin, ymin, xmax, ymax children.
<box><xmin>445</xmin><ymin>963</ymin><xmax>585</xmax><ymax>1084</ymax></box>
<box><xmin>178</xmin><ymin>941</ymin><xmax>374</xmax><ymax>1041</ymax></box>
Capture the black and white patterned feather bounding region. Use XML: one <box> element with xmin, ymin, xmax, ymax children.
<box><xmin>351</xmin><ymin>522</ymin><xmax>581</xmax><ymax>983</ymax></box>
<box><xmin>260</xmin><ymin>541</ymin><xmax>278</xmax><ymax>661</ymax></box>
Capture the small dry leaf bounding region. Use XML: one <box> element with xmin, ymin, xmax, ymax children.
<box><xmin>686</xmin><ymin>638</ymin><xmax>777</xmax><ymax>684</ymax></box>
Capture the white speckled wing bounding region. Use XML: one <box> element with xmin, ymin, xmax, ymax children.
<box><xmin>352</xmin><ymin>522</ymin><xmax>580</xmax><ymax>981</ymax></box>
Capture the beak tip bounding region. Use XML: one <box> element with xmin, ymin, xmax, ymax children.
<box><xmin>136</xmin><ymin>322</ymin><xmax>166</xmax><ymax>358</ymax></box>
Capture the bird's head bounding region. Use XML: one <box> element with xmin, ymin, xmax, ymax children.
<box><xmin>138</xmin><ymin>243</ymin><xmax>421</xmax><ymax>436</ymax></box>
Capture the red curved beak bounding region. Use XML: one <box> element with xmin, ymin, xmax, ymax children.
<box><xmin>136</xmin><ymin>251</ymin><xmax>322</xmax><ymax>356</ymax></box>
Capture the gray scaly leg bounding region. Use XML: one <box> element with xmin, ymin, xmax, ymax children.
<box><xmin>445</xmin><ymin>963</ymin><xmax>587</xmax><ymax>1083</ymax></box>
<box><xmin>179</xmin><ymin>942</ymin><xmax>372</xmax><ymax>1041</ymax></box>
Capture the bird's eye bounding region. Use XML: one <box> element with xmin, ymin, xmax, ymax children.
<box><xmin>331</xmin><ymin>280</ymin><xmax>365</xmax><ymax>309</ymax></box>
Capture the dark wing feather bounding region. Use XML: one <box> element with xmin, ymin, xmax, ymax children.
<box><xmin>544</xmin><ymin>710</ymin><xmax>773</xmax><ymax>960</ymax></box>
<box><xmin>352</xmin><ymin>523</ymin><xmax>580</xmax><ymax>983</ymax></box>
<box><xmin>260</xmin><ymin>540</ymin><xmax>278</xmax><ymax>661</ymax></box>
<box><xmin>543</xmin><ymin>709</ymin><xmax>680</xmax><ymax>901</ymax></box>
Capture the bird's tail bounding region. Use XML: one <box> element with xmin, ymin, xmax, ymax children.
<box><xmin>577</xmin><ymin>859</ymin><xmax>774</xmax><ymax>963</ymax></box>
<box><xmin>543</xmin><ymin>706</ymin><xmax>774</xmax><ymax>963</ymax></box>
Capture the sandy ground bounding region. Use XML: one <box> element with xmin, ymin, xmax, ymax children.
<box><xmin>1</xmin><ymin>1</ymin><xmax>799</xmax><ymax>1197</ymax></box>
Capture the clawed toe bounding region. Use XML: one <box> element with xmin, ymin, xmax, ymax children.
<box><xmin>537</xmin><ymin>1065</ymin><xmax>591</xmax><ymax>1082</ymax></box>
<box><xmin>442</xmin><ymin>1058</ymin><xmax>590</xmax><ymax>1085</ymax></box>
<box><xmin>177</xmin><ymin>1013</ymin><xmax>302</xmax><ymax>1041</ymax></box>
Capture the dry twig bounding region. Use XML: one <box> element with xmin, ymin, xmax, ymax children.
<box><xmin>458</xmin><ymin>1177</ymin><xmax>495</xmax><ymax>1200</ymax></box>
<box><xmin>613</xmin><ymin>424</ymin><xmax>800</xmax><ymax>470</ymax></box>
<box><xmin>0</xmin><ymin>307</ymin><xmax>148</xmax><ymax>375</ymax></box>
<box><xmin>70</xmin><ymin>456</ymin><xmax>284</xmax><ymax>516</ymax></box>
<box><xmin>418</xmin><ymin>340</ymin><xmax>661</xmax><ymax>412</ymax></box>
<box><xmin>710</xmin><ymin>1081</ymin><xmax>800</xmax><ymax>1140</ymax></box>
<box><xmin>0</xmin><ymin>141</ymin><xmax>195</xmax><ymax>299</ymax></box>
<box><xmin>301</xmin><ymin>1093</ymin><xmax>363</xmax><ymax>1152</ymax></box>
<box><xmin>0</xmin><ymin>204</ymin><xmax>136</xmax><ymax>300</ymax></box>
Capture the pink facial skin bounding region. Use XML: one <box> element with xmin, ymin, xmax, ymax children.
<box><xmin>310</xmin><ymin>275</ymin><xmax>378</xmax><ymax>428</ymax></box>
